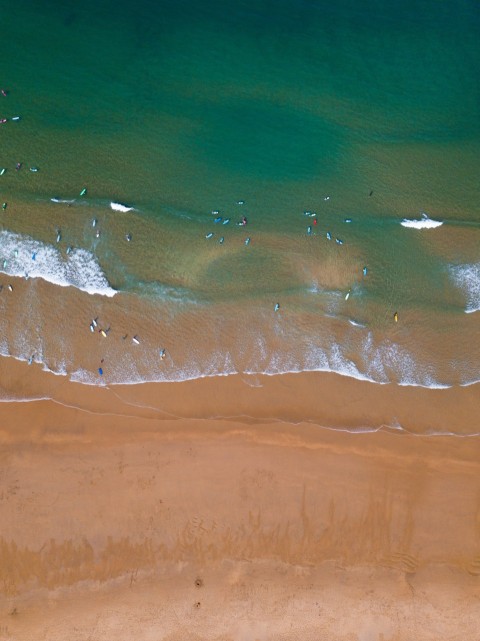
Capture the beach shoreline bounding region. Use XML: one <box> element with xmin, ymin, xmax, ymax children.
<box><xmin>1</xmin><ymin>360</ymin><xmax>479</xmax><ymax>639</ymax></box>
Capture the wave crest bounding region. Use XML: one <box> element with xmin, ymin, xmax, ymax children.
<box><xmin>0</xmin><ymin>230</ymin><xmax>116</xmax><ymax>297</ymax></box>
<box><xmin>400</xmin><ymin>214</ymin><xmax>443</xmax><ymax>229</ymax></box>
<box><xmin>449</xmin><ymin>262</ymin><xmax>480</xmax><ymax>313</ymax></box>
<box><xmin>110</xmin><ymin>202</ymin><xmax>133</xmax><ymax>213</ymax></box>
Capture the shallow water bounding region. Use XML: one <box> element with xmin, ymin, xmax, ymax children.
<box><xmin>0</xmin><ymin>0</ymin><xmax>478</xmax><ymax>387</ymax></box>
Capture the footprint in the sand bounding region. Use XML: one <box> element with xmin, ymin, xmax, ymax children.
<box><xmin>467</xmin><ymin>556</ymin><xmax>480</xmax><ymax>575</ymax></box>
<box><xmin>195</xmin><ymin>578</ymin><xmax>204</xmax><ymax>588</ymax></box>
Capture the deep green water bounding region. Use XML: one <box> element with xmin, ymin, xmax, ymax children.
<box><xmin>0</xmin><ymin>0</ymin><xmax>478</xmax><ymax>387</ymax></box>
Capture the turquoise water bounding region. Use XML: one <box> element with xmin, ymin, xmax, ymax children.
<box><xmin>0</xmin><ymin>0</ymin><xmax>478</xmax><ymax>387</ymax></box>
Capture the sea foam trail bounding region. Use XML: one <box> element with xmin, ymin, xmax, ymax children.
<box><xmin>400</xmin><ymin>214</ymin><xmax>443</xmax><ymax>229</ymax></box>
<box><xmin>110</xmin><ymin>202</ymin><xmax>134</xmax><ymax>212</ymax></box>
<box><xmin>0</xmin><ymin>230</ymin><xmax>116</xmax><ymax>297</ymax></box>
<box><xmin>51</xmin><ymin>197</ymin><xmax>76</xmax><ymax>204</ymax></box>
<box><xmin>449</xmin><ymin>262</ymin><xmax>480</xmax><ymax>313</ymax></box>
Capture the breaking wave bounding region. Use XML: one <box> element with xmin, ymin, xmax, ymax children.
<box><xmin>449</xmin><ymin>261</ymin><xmax>480</xmax><ymax>313</ymax></box>
<box><xmin>400</xmin><ymin>214</ymin><xmax>443</xmax><ymax>229</ymax></box>
<box><xmin>110</xmin><ymin>202</ymin><xmax>134</xmax><ymax>213</ymax></box>
<box><xmin>0</xmin><ymin>230</ymin><xmax>116</xmax><ymax>297</ymax></box>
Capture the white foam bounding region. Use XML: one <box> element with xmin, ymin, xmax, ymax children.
<box><xmin>110</xmin><ymin>202</ymin><xmax>133</xmax><ymax>213</ymax></box>
<box><xmin>0</xmin><ymin>230</ymin><xmax>116</xmax><ymax>297</ymax></box>
<box><xmin>348</xmin><ymin>319</ymin><xmax>366</xmax><ymax>328</ymax></box>
<box><xmin>449</xmin><ymin>262</ymin><xmax>480</xmax><ymax>313</ymax></box>
<box><xmin>400</xmin><ymin>214</ymin><xmax>443</xmax><ymax>229</ymax></box>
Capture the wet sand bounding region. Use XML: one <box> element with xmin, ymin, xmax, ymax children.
<box><xmin>1</xmin><ymin>359</ymin><xmax>480</xmax><ymax>640</ymax></box>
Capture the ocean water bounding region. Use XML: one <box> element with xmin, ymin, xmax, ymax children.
<box><xmin>0</xmin><ymin>0</ymin><xmax>478</xmax><ymax>388</ymax></box>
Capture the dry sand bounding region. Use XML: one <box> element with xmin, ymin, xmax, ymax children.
<box><xmin>0</xmin><ymin>358</ymin><xmax>479</xmax><ymax>640</ymax></box>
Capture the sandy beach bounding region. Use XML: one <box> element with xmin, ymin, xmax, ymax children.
<box><xmin>1</xmin><ymin>0</ymin><xmax>479</xmax><ymax>638</ymax></box>
<box><xmin>1</xmin><ymin>358</ymin><xmax>479</xmax><ymax>640</ymax></box>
